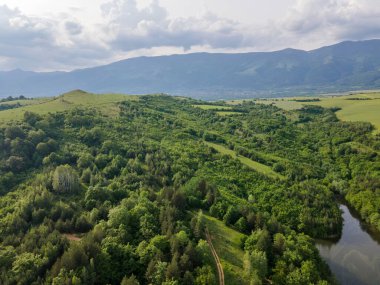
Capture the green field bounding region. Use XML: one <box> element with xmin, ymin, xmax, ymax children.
<box><xmin>0</xmin><ymin>90</ymin><xmax>136</xmax><ymax>126</ymax></box>
<box><xmin>0</xmin><ymin>98</ymin><xmax>51</xmax><ymax>107</ymax></box>
<box><xmin>203</xmin><ymin>214</ymin><xmax>248</xmax><ymax>285</ymax></box>
<box><xmin>205</xmin><ymin>141</ymin><xmax>284</xmax><ymax>179</ymax></box>
<box><xmin>193</xmin><ymin>104</ymin><xmax>233</xmax><ymax>110</ymax></box>
<box><xmin>216</xmin><ymin>111</ymin><xmax>242</xmax><ymax>116</ymax></box>
<box><xmin>228</xmin><ymin>93</ymin><xmax>380</xmax><ymax>132</ymax></box>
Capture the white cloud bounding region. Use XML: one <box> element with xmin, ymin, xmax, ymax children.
<box><xmin>279</xmin><ymin>0</ymin><xmax>380</xmax><ymax>48</ymax></box>
<box><xmin>0</xmin><ymin>0</ymin><xmax>379</xmax><ymax>71</ymax></box>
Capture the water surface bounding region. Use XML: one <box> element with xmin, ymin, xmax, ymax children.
<box><xmin>316</xmin><ymin>204</ymin><xmax>380</xmax><ymax>285</ymax></box>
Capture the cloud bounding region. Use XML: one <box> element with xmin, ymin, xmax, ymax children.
<box><xmin>0</xmin><ymin>0</ymin><xmax>380</xmax><ymax>71</ymax></box>
<box><xmin>65</xmin><ymin>21</ymin><xmax>83</xmax><ymax>35</ymax></box>
<box><xmin>0</xmin><ymin>1</ymin><xmax>251</xmax><ymax>70</ymax></box>
<box><xmin>280</xmin><ymin>0</ymin><xmax>380</xmax><ymax>47</ymax></box>
<box><xmin>0</xmin><ymin>4</ymin><xmax>111</xmax><ymax>71</ymax></box>
<box><xmin>101</xmin><ymin>0</ymin><xmax>246</xmax><ymax>51</ymax></box>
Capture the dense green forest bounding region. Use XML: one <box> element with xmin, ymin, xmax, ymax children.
<box><xmin>0</xmin><ymin>93</ymin><xmax>379</xmax><ymax>285</ymax></box>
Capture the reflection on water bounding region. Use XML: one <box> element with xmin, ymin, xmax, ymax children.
<box><xmin>316</xmin><ymin>205</ymin><xmax>380</xmax><ymax>285</ymax></box>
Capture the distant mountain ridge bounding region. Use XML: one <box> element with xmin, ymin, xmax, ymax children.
<box><xmin>1</xmin><ymin>39</ymin><xmax>380</xmax><ymax>100</ymax></box>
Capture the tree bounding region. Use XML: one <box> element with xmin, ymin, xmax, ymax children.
<box><xmin>11</xmin><ymin>252</ymin><xmax>46</xmax><ymax>285</ymax></box>
<box><xmin>36</xmin><ymin>142</ymin><xmax>51</xmax><ymax>156</ymax></box>
<box><xmin>235</xmin><ymin>216</ymin><xmax>248</xmax><ymax>233</ymax></box>
<box><xmin>5</xmin><ymin>126</ymin><xmax>25</xmax><ymax>139</ymax></box>
<box><xmin>24</xmin><ymin>111</ymin><xmax>41</xmax><ymax>126</ymax></box>
<box><xmin>223</xmin><ymin>206</ymin><xmax>239</xmax><ymax>226</ymax></box>
<box><xmin>27</xmin><ymin>129</ymin><xmax>46</xmax><ymax>145</ymax></box>
<box><xmin>249</xmin><ymin>250</ymin><xmax>267</xmax><ymax>279</ymax></box>
<box><xmin>194</xmin><ymin>265</ymin><xmax>216</xmax><ymax>285</ymax></box>
<box><xmin>121</xmin><ymin>275</ymin><xmax>140</xmax><ymax>285</ymax></box>
<box><xmin>77</xmin><ymin>153</ymin><xmax>94</xmax><ymax>169</ymax></box>
<box><xmin>191</xmin><ymin>211</ymin><xmax>205</xmax><ymax>239</ymax></box>
<box><xmin>6</xmin><ymin>156</ymin><xmax>25</xmax><ymax>172</ymax></box>
<box><xmin>52</xmin><ymin>165</ymin><xmax>80</xmax><ymax>193</ymax></box>
<box><xmin>166</xmin><ymin>253</ymin><xmax>180</xmax><ymax>280</ymax></box>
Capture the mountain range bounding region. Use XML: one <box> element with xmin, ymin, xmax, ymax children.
<box><xmin>1</xmin><ymin>39</ymin><xmax>380</xmax><ymax>100</ymax></box>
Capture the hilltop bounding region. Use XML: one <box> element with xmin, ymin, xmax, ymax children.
<box><xmin>0</xmin><ymin>90</ymin><xmax>136</xmax><ymax>125</ymax></box>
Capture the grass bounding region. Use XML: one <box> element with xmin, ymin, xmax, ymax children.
<box><xmin>309</xmin><ymin>93</ymin><xmax>380</xmax><ymax>132</ymax></box>
<box><xmin>0</xmin><ymin>98</ymin><xmax>51</xmax><ymax>107</ymax></box>
<box><xmin>216</xmin><ymin>111</ymin><xmax>242</xmax><ymax>116</ymax></box>
<box><xmin>193</xmin><ymin>104</ymin><xmax>233</xmax><ymax>110</ymax></box>
<box><xmin>203</xmin><ymin>214</ymin><xmax>248</xmax><ymax>285</ymax></box>
<box><xmin>0</xmin><ymin>90</ymin><xmax>137</xmax><ymax>126</ymax></box>
<box><xmin>205</xmin><ymin>141</ymin><xmax>284</xmax><ymax>179</ymax></box>
<box><xmin>228</xmin><ymin>93</ymin><xmax>380</xmax><ymax>133</ymax></box>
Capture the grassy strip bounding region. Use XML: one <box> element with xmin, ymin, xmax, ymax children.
<box><xmin>205</xmin><ymin>141</ymin><xmax>284</xmax><ymax>179</ymax></box>
<box><xmin>203</xmin><ymin>214</ymin><xmax>248</xmax><ymax>285</ymax></box>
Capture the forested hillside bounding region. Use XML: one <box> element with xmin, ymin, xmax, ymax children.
<box><xmin>0</xmin><ymin>93</ymin><xmax>379</xmax><ymax>284</ymax></box>
<box><xmin>1</xmin><ymin>40</ymin><xmax>380</xmax><ymax>99</ymax></box>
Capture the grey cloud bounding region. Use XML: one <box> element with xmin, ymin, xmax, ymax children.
<box><xmin>65</xmin><ymin>21</ymin><xmax>83</xmax><ymax>35</ymax></box>
<box><xmin>0</xmin><ymin>5</ymin><xmax>111</xmax><ymax>71</ymax></box>
<box><xmin>103</xmin><ymin>0</ymin><xmax>247</xmax><ymax>51</ymax></box>
<box><xmin>1</xmin><ymin>0</ymin><xmax>380</xmax><ymax>71</ymax></box>
<box><xmin>282</xmin><ymin>0</ymin><xmax>380</xmax><ymax>42</ymax></box>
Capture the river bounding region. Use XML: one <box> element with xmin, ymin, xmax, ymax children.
<box><xmin>316</xmin><ymin>204</ymin><xmax>380</xmax><ymax>285</ymax></box>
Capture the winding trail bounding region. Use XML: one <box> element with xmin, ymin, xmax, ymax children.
<box><xmin>205</xmin><ymin>228</ymin><xmax>225</xmax><ymax>285</ymax></box>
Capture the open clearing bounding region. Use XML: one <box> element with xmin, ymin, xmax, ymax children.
<box><xmin>216</xmin><ymin>111</ymin><xmax>243</xmax><ymax>116</ymax></box>
<box><xmin>193</xmin><ymin>104</ymin><xmax>233</xmax><ymax>110</ymax></box>
<box><xmin>203</xmin><ymin>214</ymin><xmax>248</xmax><ymax>285</ymax></box>
<box><xmin>205</xmin><ymin>141</ymin><xmax>284</xmax><ymax>179</ymax></box>
<box><xmin>0</xmin><ymin>90</ymin><xmax>136</xmax><ymax>126</ymax></box>
<box><xmin>193</xmin><ymin>104</ymin><xmax>243</xmax><ymax>116</ymax></box>
<box><xmin>228</xmin><ymin>92</ymin><xmax>380</xmax><ymax>132</ymax></box>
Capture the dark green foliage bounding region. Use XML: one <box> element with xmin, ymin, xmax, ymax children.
<box><xmin>0</xmin><ymin>94</ymin><xmax>377</xmax><ymax>284</ymax></box>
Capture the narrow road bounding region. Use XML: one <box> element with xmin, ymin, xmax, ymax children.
<box><xmin>205</xmin><ymin>228</ymin><xmax>225</xmax><ymax>285</ymax></box>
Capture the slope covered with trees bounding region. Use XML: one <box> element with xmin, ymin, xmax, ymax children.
<box><xmin>0</xmin><ymin>93</ymin><xmax>378</xmax><ymax>284</ymax></box>
<box><xmin>1</xmin><ymin>40</ymin><xmax>380</xmax><ymax>99</ymax></box>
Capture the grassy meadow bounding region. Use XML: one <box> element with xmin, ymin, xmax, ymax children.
<box><xmin>0</xmin><ymin>90</ymin><xmax>136</xmax><ymax>126</ymax></box>
<box><xmin>192</xmin><ymin>104</ymin><xmax>233</xmax><ymax>110</ymax></box>
<box><xmin>228</xmin><ymin>92</ymin><xmax>380</xmax><ymax>132</ymax></box>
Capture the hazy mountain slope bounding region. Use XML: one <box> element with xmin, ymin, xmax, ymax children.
<box><xmin>1</xmin><ymin>40</ymin><xmax>380</xmax><ymax>99</ymax></box>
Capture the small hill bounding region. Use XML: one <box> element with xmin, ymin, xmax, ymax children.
<box><xmin>0</xmin><ymin>90</ymin><xmax>135</xmax><ymax>126</ymax></box>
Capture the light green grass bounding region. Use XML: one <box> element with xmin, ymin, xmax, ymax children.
<box><xmin>228</xmin><ymin>93</ymin><xmax>380</xmax><ymax>132</ymax></box>
<box><xmin>0</xmin><ymin>98</ymin><xmax>51</xmax><ymax>107</ymax></box>
<box><xmin>0</xmin><ymin>90</ymin><xmax>137</xmax><ymax>126</ymax></box>
<box><xmin>193</xmin><ymin>104</ymin><xmax>233</xmax><ymax>110</ymax></box>
<box><xmin>227</xmin><ymin>98</ymin><xmax>303</xmax><ymax>111</ymax></box>
<box><xmin>205</xmin><ymin>141</ymin><xmax>284</xmax><ymax>179</ymax></box>
<box><xmin>308</xmin><ymin>93</ymin><xmax>380</xmax><ymax>132</ymax></box>
<box><xmin>216</xmin><ymin>111</ymin><xmax>242</xmax><ymax>116</ymax></box>
<box><xmin>203</xmin><ymin>214</ymin><xmax>248</xmax><ymax>285</ymax></box>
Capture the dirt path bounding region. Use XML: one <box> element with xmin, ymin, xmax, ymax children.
<box><xmin>205</xmin><ymin>228</ymin><xmax>225</xmax><ymax>285</ymax></box>
<box><xmin>63</xmin><ymin>233</ymin><xmax>81</xmax><ymax>241</ymax></box>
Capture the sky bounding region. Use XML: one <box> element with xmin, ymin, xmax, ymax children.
<box><xmin>0</xmin><ymin>0</ymin><xmax>379</xmax><ymax>71</ymax></box>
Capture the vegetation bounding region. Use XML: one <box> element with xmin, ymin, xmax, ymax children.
<box><xmin>231</xmin><ymin>92</ymin><xmax>380</xmax><ymax>132</ymax></box>
<box><xmin>0</xmin><ymin>91</ymin><xmax>378</xmax><ymax>284</ymax></box>
<box><xmin>0</xmin><ymin>90</ymin><xmax>135</xmax><ymax>126</ymax></box>
<box><xmin>204</xmin><ymin>142</ymin><xmax>284</xmax><ymax>179</ymax></box>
